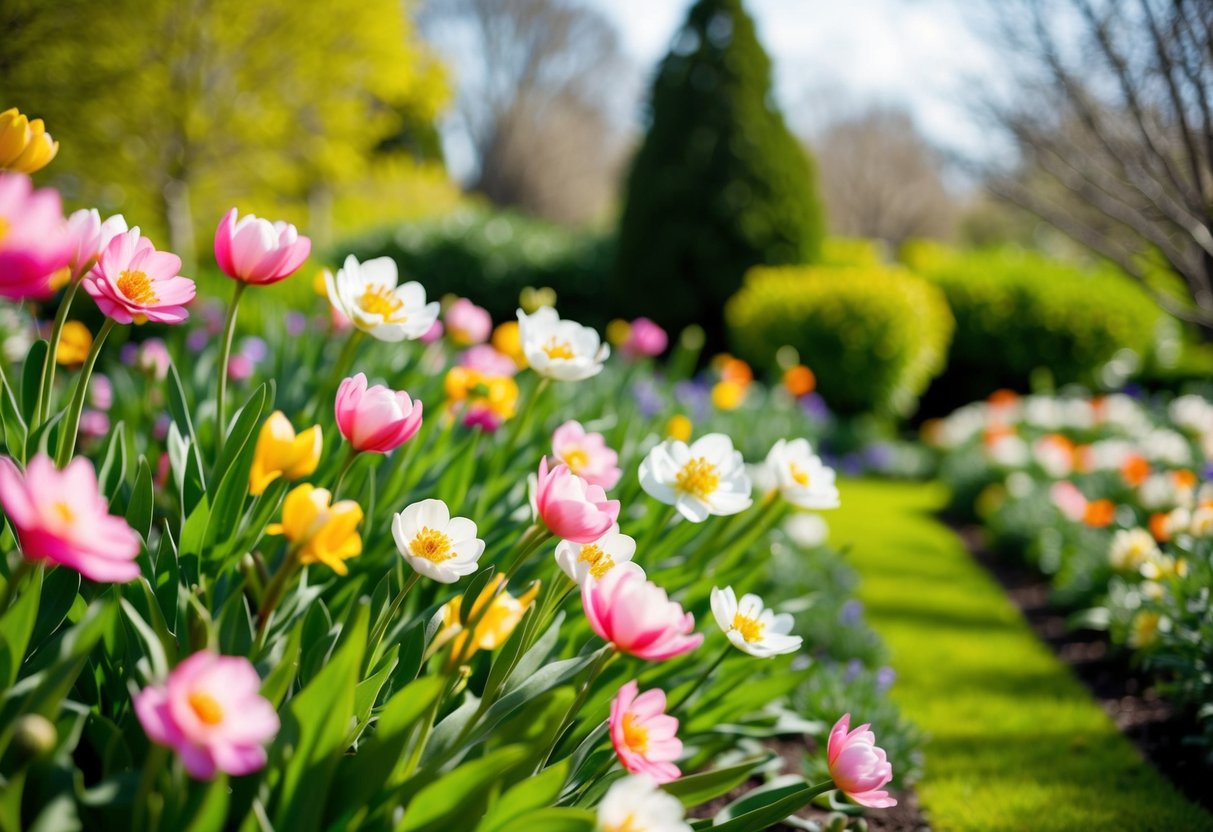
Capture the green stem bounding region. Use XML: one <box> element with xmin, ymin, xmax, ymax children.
<box><xmin>639</xmin><ymin>502</ymin><xmax>676</xmax><ymax>557</ymax></box>
<box><xmin>534</xmin><ymin>644</ymin><xmax>616</xmax><ymax>772</ymax></box>
<box><xmin>501</xmin><ymin>524</ymin><xmax>553</xmax><ymax>581</ymax></box>
<box><xmin>132</xmin><ymin>743</ymin><xmax>169</xmax><ymax>832</ymax></box>
<box><xmin>0</xmin><ymin>558</ymin><xmax>36</xmax><ymax>613</ymax></box>
<box><xmin>332</xmin><ymin>447</ymin><xmax>359</xmax><ymax>498</ymax></box>
<box><xmin>310</xmin><ymin>330</ymin><xmax>364</xmax><ymax>422</ymax></box>
<box><xmin>669</xmin><ymin>643</ymin><xmax>731</xmax><ymax>713</ymax></box>
<box><xmin>33</xmin><ymin>279</ymin><xmax>82</xmax><ymax>430</ymax></box>
<box><xmin>254</xmin><ymin>552</ymin><xmax>300</xmax><ymax>653</ymax></box>
<box><xmin>502</xmin><ymin>376</ymin><xmax>550</xmax><ymax>459</ymax></box>
<box><xmin>366</xmin><ymin>570</ymin><xmax>421</xmax><ymax>668</ymax></box>
<box><xmin>55</xmin><ymin>318</ymin><xmax>114</xmax><ymax>467</ymax></box>
<box><xmin>214</xmin><ymin>281</ymin><xmax>247</xmax><ymax>460</ymax></box>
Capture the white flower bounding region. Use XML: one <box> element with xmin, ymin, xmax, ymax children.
<box><xmin>783</xmin><ymin>513</ymin><xmax>828</xmax><ymax>548</ymax></box>
<box><xmin>710</xmin><ymin>586</ymin><xmax>802</xmax><ymax>658</ymax></box>
<box><xmin>763</xmin><ymin>438</ymin><xmax>839</xmax><ymax>509</ymax></box>
<box><xmin>986</xmin><ymin>434</ymin><xmax>1028</xmax><ymax>468</ymax></box>
<box><xmin>391</xmin><ymin>499</ymin><xmax>484</xmax><ymax>583</ymax></box>
<box><xmin>325</xmin><ymin>255</ymin><xmax>439</xmax><ymax>342</ymax></box>
<box><xmin>554</xmin><ymin>524</ymin><xmax>643</xmax><ymax>585</ymax></box>
<box><xmin>1191</xmin><ymin>506</ymin><xmax>1213</xmax><ymax>538</ymax></box>
<box><xmin>639</xmin><ymin>433</ymin><xmax>752</xmax><ymax>522</ymax></box>
<box><xmin>1169</xmin><ymin>395</ymin><xmax>1213</xmax><ymax>435</ymax></box>
<box><xmin>596</xmin><ymin>774</ymin><xmax>691</xmax><ymax>832</ymax></box>
<box><xmin>516</xmin><ymin>306</ymin><xmax>609</xmax><ymax>381</ymax></box>
<box><xmin>1108</xmin><ymin>528</ymin><xmax>1159</xmax><ymax>572</ymax></box>
<box><xmin>1142</xmin><ymin>429</ymin><xmax>1192</xmax><ymax>466</ymax></box>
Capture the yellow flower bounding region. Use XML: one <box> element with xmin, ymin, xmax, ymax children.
<box><xmin>444</xmin><ymin>366</ymin><xmax>519</xmax><ymax>422</ymax></box>
<box><xmin>249</xmin><ymin>411</ymin><xmax>323</xmax><ymax>496</ymax></box>
<box><xmin>711</xmin><ymin>380</ymin><xmax>747</xmax><ymax>411</ymax></box>
<box><xmin>519</xmin><ymin>286</ymin><xmax>556</xmax><ymax>313</ymax></box>
<box><xmin>438</xmin><ymin>575</ymin><xmax>539</xmax><ymax>663</ymax></box>
<box><xmin>606</xmin><ymin>318</ymin><xmax>632</xmax><ymax>348</ymax></box>
<box><xmin>55</xmin><ymin>321</ymin><xmax>92</xmax><ymax>366</ymax></box>
<box><xmin>267</xmin><ymin>484</ymin><xmax>362</xmax><ymax>575</ymax></box>
<box><xmin>666</xmin><ymin>414</ymin><xmax>693</xmax><ymax>442</ymax></box>
<box><xmin>0</xmin><ymin>108</ymin><xmax>58</xmax><ymax>174</ymax></box>
<box><xmin>1128</xmin><ymin>610</ymin><xmax>1163</xmax><ymax>649</ymax></box>
<box><xmin>491</xmin><ymin>321</ymin><xmax>527</xmax><ymax>368</ymax></box>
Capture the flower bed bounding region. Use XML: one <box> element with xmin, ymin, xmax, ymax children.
<box><xmin>930</xmin><ymin>389</ymin><xmax>1213</xmax><ymax>753</ymax></box>
<box><xmin>0</xmin><ymin>137</ymin><xmax>916</xmax><ymax>832</ymax></box>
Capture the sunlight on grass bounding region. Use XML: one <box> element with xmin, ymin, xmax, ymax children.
<box><xmin>831</xmin><ymin>479</ymin><xmax>1213</xmax><ymax>832</ymax></box>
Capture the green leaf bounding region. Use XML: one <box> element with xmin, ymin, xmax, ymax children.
<box><xmin>662</xmin><ymin>757</ymin><xmax>769</xmax><ymax>808</ymax></box>
<box><xmin>153</xmin><ymin>528</ymin><xmax>180</xmax><ymax>634</ymax></box>
<box><xmin>270</xmin><ymin>601</ymin><xmax>369</xmax><ymax>832</ymax></box>
<box><xmin>30</xmin><ymin>566</ymin><xmax>79</xmax><ymax>650</ymax></box>
<box><xmin>96</xmin><ymin>421</ymin><xmax>127</xmax><ymax>500</ymax></box>
<box><xmin>20</xmin><ymin>339</ymin><xmax>47</xmax><ymax>427</ymax></box>
<box><xmin>460</xmin><ymin>566</ymin><xmax>499</xmax><ymax>624</ymax></box>
<box><xmin>710</xmin><ymin>776</ymin><xmax>830</xmax><ymax>832</ymax></box>
<box><xmin>210</xmin><ymin>383</ymin><xmax>268</xmax><ymax>490</ymax></box>
<box><xmin>166</xmin><ymin>360</ymin><xmax>205</xmax><ymax>492</ymax></box>
<box><xmin>203</xmin><ymin>385</ymin><xmax>267</xmax><ymax>560</ymax></box>
<box><xmin>477</xmin><ymin>759</ymin><xmax>570</xmax><ymax>832</ymax></box>
<box><xmin>119</xmin><ymin>596</ymin><xmax>168</xmax><ymax>680</ymax></box>
<box><xmin>125</xmin><ymin>457</ymin><xmax>155</xmax><ymax>541</ymax></box>
<box><xmin>493</xmin><ymin>808</ymin><xmax>596</xmax><ymax>832</ymax></box>
<box><xmin>0</xmin><ymin>361</ymin><xmax>28</xmax><ymax>462</ymax></box>
<box><xmin>325</xmin><ymin>675</ymin><xmax>445</xmax><ymax>824</ymax></box>
<box><xmin>260</xmin><ymin>616</ymin><xmax>305</xmax><ymax>709</ymax></box>
<box><xmin>0</xmin><ymin>565</ymin><xmax>41</xmax><ymax>687</ymax></box>
<box><xmin>399</xmin><ymin>745</ymin><xmax>529</xmax><ymax>832</ymax></box>
<box><xmin>182</xmin><ymin>774</ymin><xmax>230</xmax><ymax>832</ymax></box>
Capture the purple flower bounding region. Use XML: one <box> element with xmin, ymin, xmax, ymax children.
<box><xmin>239</xmin><ymin>336</ymin><xmax>268</xmax><ymax>363</ymax></box>
<box><xmin>876</xmin><ymin>666</ymin><xmax>896</xmax><ymax>692</ymax></box>
<box><xmin>286</xmin><ymin>311</ymin><xmax>307</xmax><ymax>337</ymax></box>
<box><xmin>89</xmin><ymin>374</ymin><xmax>113</xmax><ymax>411</ymax></box>
<box><xmin>186</xmin><ymin>328</ymin><xmax>209</xmax><ymax>352</ymax></box>
<box><xmin>631</xmin><ymin>378</ymin><xmax>664</xmax><ymax>418</ymax></box>
<box><xmin>844</xmin><ymin>658</ymin><xmax>864</xmax><ymax>683</ymax></box>
<box><xmin>839</xmin><ymin>599</ymin><xmax>863</xmax><ymax>626</ymax></box>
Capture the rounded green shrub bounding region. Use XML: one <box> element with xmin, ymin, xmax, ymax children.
<box><xmin>902</xmin><ymin>242</ymin><xmax>1167</xmax><ymax>410</ymax></box>
<box><xmin>726</xmin><ymin>264</ymin><xmax>954</xmax><ymax>416</ymax></box>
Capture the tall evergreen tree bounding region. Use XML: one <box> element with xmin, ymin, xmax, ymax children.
<box><xmin>613</xmin><ymin>0</ymin><xmax>824</xmax><ymax>348</ymax></box>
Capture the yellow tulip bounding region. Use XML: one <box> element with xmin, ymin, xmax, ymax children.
<box><xmin>444</xmin><ymin>366</ymin><xmax>519</xmax><ymax>422</ymax></box>
<box><xmin>55</xmin><ymin>321</ymin><xmax>92</xmax><ymax>366</ymax></box>
<box><xmin>438</xmin><ymin>575</ymin><xmax>539</xmax><ymax>664</ymax></box>
<box><xmin>0</xmin><ymin>108</ymin><xmax>59</xmax><ymax>174</ymax></box>
<box><xmin>249</xmin><ymin>411</ymin><xmax>323</xmax><ymax>495</ymax></box>
<box><xmin>666</xmin><ymin>414</ymin><xmax>693</xmax><ymax>442</ymax></box>
<box><xmin>491</xmin><ymin>321</ymin><xmax>527</xmax><ymax>368</ymax></box>
<box><xmin>267</xmin><ymin>484</ymin><xmax>362</xmax><ymax>575</ymax></box>
<box><xmin>711</xmin><ymin>380</ymin><xmax>747</xmax><ymax>411</ymax></box>
<box><xmin>606</xmin><ymin>318</ymin><xmax>631</xmax><ymax>348</ymax></box>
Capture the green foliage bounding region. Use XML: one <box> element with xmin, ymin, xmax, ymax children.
<box><xmin>613</xmin><ymin>0</ymin><xmax>825</xmax><ymax>349</ymax></box>
<box><xmin>341</xmin><ymin>209</ymin><xmax>615</xmax><ymax>329</ymax></box>
<box><xmin>902</xmin><ymin>242</ymin><xmax>1166</xmax><ymax>409</ymax></box>
<box><xmin>725</xmin><ymin>264</ymin><xmax>953</xmax><ymax>416</ymax></box>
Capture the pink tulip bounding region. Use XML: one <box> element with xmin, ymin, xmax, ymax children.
<box><xmin>534</xmin><ymin>456</ymin><xmax>619</xmax><ymax>544</ymax></box>
<box><xmin>460</xmin><ymin>345</ymin><xmax>517</xmax><ymax>378</ymax></box>
<box><xmin>581</xmin><ymin>568</ymin><xmax>702</xmax><ymax>661</ymax></box>
<box><xmin>623</xmin><ymin>317</ymin><xmax>668</xmax><ymax>358</ymax></box>
<box><xmin>134</xmin><ymin>651</ymin><xmax>279</xmax><ymax>780</ymax></box>
<box><xmin>83</xmin><ymin>229</ymin><xmax>195</xmax><ymax>325</ymax></box>
<box><xmin>1049</xmin><ymin>481</ymin><xmax>1087</xmax><ymax>522</ymax></box>
<box><xmin>335</xmin><ymin>372</ymin><xmax>423</xmax><ymax>454</ymax></box>
<box><xmin>0</xmin><ymin>173</ymin><xmax>71</xmax><ymax>300</ymax></box>
<box><xmin>445</xmin><ymin>298</ymin><xmax>492</xmax><ymax>346</ymax></box>
<box><xmin>65</xmin><ymin>209</ymin><xmax>128</xmax><ymax>277</ymax></box>
<box><xmin>552</xmin><ymin>420</ymin><xmax>621</xmax><ymax>490</ymax></box>
<box><xmin>418</xmin><ymin>320</ymin><xmax>444</xmax><ymax>343</ymax></box>
<box><xmin>78</xmin><ymin>409</ymin><xmax>110</xmax><ymax>438</ymax></box>
<box><xmin>827</xmin><ymin>714</ymin><xmax>897</xmax><ymax>808</ymax></box>
<box><xmin>610</xmin><ymin>680</ymin><xmax>682</xmax><ymax>783</ymax></box>
<box><xmin>0</xmin><ymin>454</ymin><xmax>141</xmax><ymax>583</ymax></box>
<box><xmin>214</xmin><ymin>208</ymin><xmax>311</xmax><ymax>286</ymax></box>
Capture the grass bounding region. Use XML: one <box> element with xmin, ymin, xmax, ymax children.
<box><xmin>830</xmin><ymin>479</ymin><xmax>1213</xmax><ymax>832</ymax></box>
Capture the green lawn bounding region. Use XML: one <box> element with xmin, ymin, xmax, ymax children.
<box><xmin>830</xmin><ymin>479</ymin><xmax>1213</xmax><ymax>832</ymax></box>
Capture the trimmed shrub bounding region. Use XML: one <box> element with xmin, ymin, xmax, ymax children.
<box><xmin>726</xmin><ymin>264</ymin><xmax>954</xmax><ymax>416</ymax></box>
<box><xmin>338</xmin><ymin>208</ymin><xmax>614</xmax><ymax>328</ymax></box>
<box><xmin>613</xmin><ymin>0</ymin><xmax>825</xmax><ymax>350</ymax></box>
<box><xmin>902</xmin><ymin>241</ymin><xmax>1167</xmax><ymax>410</ymax></box>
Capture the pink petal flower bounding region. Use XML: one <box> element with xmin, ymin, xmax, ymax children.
<box><xmin>622</xmin><ymin>317</ymin><xmax>668</xmax><ymax>358</ymax></box>
<box><xmin>0</xmin><ymin>173</ymin><xmax>72</xmax><ymax>299</ymax></box>
<box><xmin>82</xmin><ymin>229</ymin><xmax>195</xmax><ymax>325</ymax></box>
<box><xmin>551</xmin><ymin>420</ymin><xmax>621</xmax><ymax>490</ymax></box>
<box><xmin>535</xmin><ymin>456</ymin><xmax>619</xmax><ymax>543</ymax></box>
<box><xmin>335</xmin><ymin>372</ymin><xmax>423</xmax><ymax>454</ymax></box>
<box><xmin>610</xmin><ymin>680</ymin><xmax>682</xmax><ymax>783</ymax></box>
<box><xmin>581</xmin><ymin>568</ymin><xmax>702</xmax><ymax>661</ymax></box>
<box><xmin>445</xmin><ymin>297</ymin><xmax>492</xmax><ymax>346</ymax></box>
<box><xmin>827</xmin><ymin>714</ymin><xmax>897</xmax><ymax>808</ymax></box>
<box><xmin>214</xmin><ymin>208</ymin><xmax>311</xmax><ymax>285</ymax></box>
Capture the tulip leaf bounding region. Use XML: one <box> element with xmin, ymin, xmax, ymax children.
<box><xmin>710</xmin><ymin>775</ymin><xmax>816</xmax><ymax>828</ymax></box>
<box><xmin>118</xmin><ymin>596</ymin><xmax>168</xmax><ymax>681</ymax></box>
<box><xmin>661</xmin><ymin>756</ymin><xmax>770</xmax><ymax>808</ymax></box>
<box><xmin>30</xmin><ymin>566</ymin><xmax>79</xmax><ymax>650</ymax></box>
<box><xmin>260</xmin><ymin>614</ymin><xmax>305</xmax><ymax>709</ymax></box>
<box><xmin>476</xmin><ymin>759</ymin><xmax>570</xmax><ymax>832</ymax></box>
<box><xmin>0</xmin><ymin>361</ymin><xmax>28</xmax><ymax>463</ymax></box>
<box><xmin>398</xmin><ymin>744</ymin><xmax>529</xmax><ymax>832</ymax></box>
<box><xmin>96</xmin><ymin>421</ymin><xmax>128</xmax><ymax>499</ymax></box>
<box><xmin>165</xmin><ymin>360</ymin><xmax>205</xmax><ymax>492</ymax></box>
<box><xmin>20</xmin><ymin>339</ymin><xmax>47</xmax><ymax>427</ymax></box>
<box><xmin>459</xmin><ymin>566</ymin><xmax>499</xmax><ymax>625</ymax></box>
<box><xmin>0</xmin><ymin>564</ymin><xmax>41</xmax><ymax>687</ymax></box>
<box><xmin>152</xmin><ymin>527</ymin><xmax>179</xmax><ymax>634</ymax></box>
<box><xmin>493</xmin><ymin>809</ymin><xmax>597</xmax><ymax>832</ymax></box>
<box><xmin>203</xmin><ymin>384</ymin><xmax>267</xmax><ymax>560</ymax></box>
<box><xmin>124</xmin><ymin>457</ymin><xmax>154</xmax><ymax>541</ymax></box>
<box><xmin>211</xmin><ymin>382</ymin><xmax>268</xmax><ymax>492</ymax></box>
<box><xmin>28</xmin><ymin>409</ymin><xmax>63</xmax><ymax>460</ymax></box>
<box><xmin>270</xmin><ymin>601</ymin><xmax>368</xmax><ymax>832</ymax></box>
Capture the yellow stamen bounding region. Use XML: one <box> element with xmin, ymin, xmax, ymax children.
<box><xmin>563</xmin><ymin>447</ymin><xmax>589</xmax><ymax>473</ymax></box>
<box><xmin>675</xmin><ymin>456</ymin><xmax>720</xmax><ymax>500</ymax></box>
<box><xmin>605</xmin><ymin>815</ymin><xmax>642</xmax><ymax>832</ymax></box>
<box><xmin>621</xmin><ymin>712</ymin><xmax>649</xmax><ymax>753</ymax></box>
<box><xmin>542</xmin><ymin>337</ymin><xmax>575</xmax><ymax>360</ymax></box>
<box><xmin>410</xmin><ymin>526</ymin><xmax>453</xmax><ymax>563</ymax></box>
<box><xmin>188</xmin><ymin>691</ymin><xmax>224</xmax><ymax>725</ymax></box>
<box><xmin>732</xmin><ymin>612</ymin><xmax>765</xmax><ymax>643</ymax></box>
<box><xmin>578</xmin><ymin>543</ymin><xmax>616</xmax><ymax>580</ymax></box>
<box><xmin>790</xmin><ymin>462</ymin><xmax>810</xmax><ymax>487</ymax></box>
<box><xmin>0</xmin><ymin>217</ymin><xmax>9</xmax><ymax>243</ymax></box>
<box><xmin>358</xmin><ymin>283</ymin><xmax>406</xmax><ymax>322</ymax></box>
<box><xmin>53</xmin><ymin>502</ymin><xmax>74</xmax><ymax>524</ymax></box>
<box><xmin>117</xmin><ymin>270</ymin><xmax>158</xmax><ymax>305</ymax></box>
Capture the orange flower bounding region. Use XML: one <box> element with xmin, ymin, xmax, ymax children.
<box><xmin>783</xmin><ymin>365</ymin><xmax>815</xmax><ymax>397</ymax></box>
<box><xmin>720</xmin><ymin>358</ymin><xmax>752</xmax><ymax>385</ymax></box>
<box><xmin>982</xmin><ymin>424</ymin><xmax>1014</xmax><ymax>447</ymax></box>
<box><xmin>1083</xmin><ymin>499</ymin><xmax>1115</xmax><ymax>528</ymax></box>
<box><xmin>1148</xmin><ymin>512</ymin><xmax>1172</xmax><ymax>543</ymax></box>
<box><xmin>988</xmin><ymin>389</ymin><xmax>1019</xmax><ymax>408</ymax></box>
<box><xmin>1173</xmin><ymin>469</ymin><xmax>1198</xmax><ymax>490</ymax></box>
<box><xmin>1120</xmin><ymin>455</ymin><xmax>1150</xmax><ymax>487</ymax></box>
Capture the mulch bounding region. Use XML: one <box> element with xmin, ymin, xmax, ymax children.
<box><xmin>958</xmin><ymin>524</ymin><xmax>1212</xmax><ymax>814</ymax></box>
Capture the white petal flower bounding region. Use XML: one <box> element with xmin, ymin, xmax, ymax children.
<box><xmin>596</xmin><ymin>774</ymin><xmax>692</xmax><ymax>832</ymax></box>
<box><xmin>710</xmin><ymin>586</ymin><xmax>802</xmax><ymax>658</ymax></box>
<box><xmin>639</xmin><ymin>433</ymin><xmax>752</xmax><ymax>522</ymax></box>
<box><xmin>554</xmin><ymin>523</ymin><xmax>643</xmax><ymax>586</ymax></box>
<box><xmin>325</xmin><ymin>255</ymin><xmax>439</xmax><ymax>342</ymax></box>
<box><xmin>763</xmin><ymin>438</ymin><xmax>839</xmax><ymax>509</ymax></box>
<box><xmin>517</xmin><ymin>306</ymin><xmax>609</xmax><ymax>381</ymax></box>
<box><xmin>391</xmin><ymin>499</ymin><xmax>484</xmax><ymax>583</ymax></box>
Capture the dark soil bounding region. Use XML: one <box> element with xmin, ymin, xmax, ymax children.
<box><xmin>958</xmin><ymin>524</ymin><xmax>1212</xmax><ymax>814</ymax></box>
<box><xmin>692</xmin><ymin>738</ymin><xmax>930</xmax><ymax>831</ymax></box>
